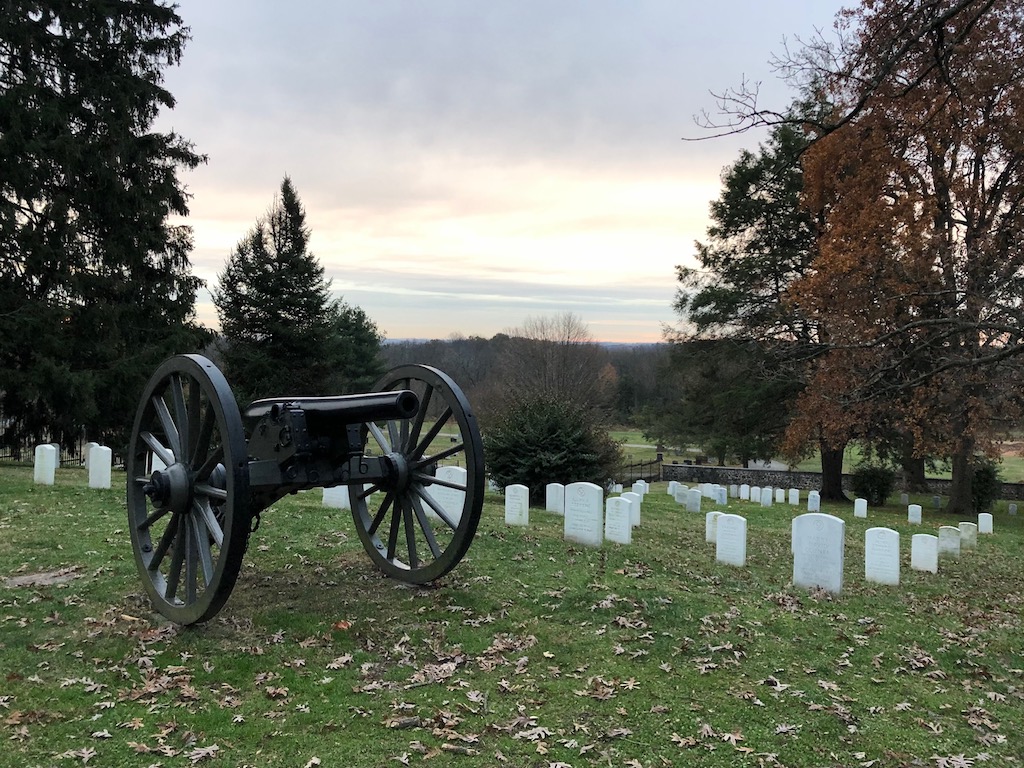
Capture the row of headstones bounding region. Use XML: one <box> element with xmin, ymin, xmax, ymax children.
<box><xmin>505</xmin><ymin>480</ymin><xmax>650</xmax><ymax>546</ymax></box>
<box><xmin>32</xmin><ymin>443</ymin><xmax>113</xmax><ymax>489</ymax></box>
<box><xmin>705</xmin><ymin>511</ymin><xmax>992</xmax><ymax>591</ymax></box>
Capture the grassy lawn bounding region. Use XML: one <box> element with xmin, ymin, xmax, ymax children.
<box><xmin>2</xmin><ymin>464</ymin><xmax>1022</xmax><ymax>767</ymax></box>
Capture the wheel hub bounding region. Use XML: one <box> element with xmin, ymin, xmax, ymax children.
<box><xmin>144</xmin><ymin>463</ymin><xmax>193</xmax><ymax>514</ymax></box>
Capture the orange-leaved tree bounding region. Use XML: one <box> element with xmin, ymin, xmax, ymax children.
<box><xmin>788</xmin><ymin>0</ymin><xmax>1024</xmax><ymax>513</ymax></box>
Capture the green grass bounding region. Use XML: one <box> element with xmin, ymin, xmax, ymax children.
<box><xmin>2</xmin><ymin>464</ymin><xmax>1023</xmax><ymax>767</ymax></box>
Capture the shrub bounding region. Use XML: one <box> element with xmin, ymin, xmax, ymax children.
<box><xmin>850</xmin><ymin>464</ymin><xmax>896</xmax><ymax>506</ymax></box>
<box><xmin>483</xmin><ymin>395</ymin><xmax>623</xmax><ymax>505</ymax></box>
<box><xmin>972</xmin><ymin>459</ymin><xmax>1002</xmax><ymax>514</ymax></box>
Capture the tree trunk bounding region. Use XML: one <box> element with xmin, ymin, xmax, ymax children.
<box><xmin>900</xmin><ymin>452</ymin><xmax>928</xmax><ymax>493</ymax></box>
<box><xmin>819</xmin><ymin>439</ymin><xmax>849</xmax><ymax>502</ymax></box>
<box><xmin>946</xmin><ymin>442</ymin><xmax>974</xmax><ymax>516</ymax></box>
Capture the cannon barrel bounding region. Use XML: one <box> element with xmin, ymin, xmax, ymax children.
<box><xmin>244</xmin><ymin>389</ymin><xmax>420</xmax><ymax>428</ymax></box>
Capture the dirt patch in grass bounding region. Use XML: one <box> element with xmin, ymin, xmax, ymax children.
<box><xmin>3</xmin><ymin>565</ymin><xmax>83</xmax><ymax>588</ymax></box>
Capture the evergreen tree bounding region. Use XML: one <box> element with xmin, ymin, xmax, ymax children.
<box><xmin>213</xmin><ymin>177</ymin><xmax>384</xmax><ymax>402</ymax></box>
<box><xmin>0</xmin><ymin>1</ymin><xmax>208</xmax><ymax>454</ymax></box>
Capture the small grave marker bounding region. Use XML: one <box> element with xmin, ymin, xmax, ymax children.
<box><xmin>978</xmin><ymin>512</ymin><xmax>993</xmax><ymax>534</ymax></box>
<box><xmin>760</xmin><ymin>487</ymin><xmax>773</xmax><ymax>508</ymax></box>
<box><xmin>621</xmin><ymin>491</ymin><xmax>642</xmax><ymax>526</ymax></box>
<box><xmin>958</xmin><ymin>521</ymin><xmax>978</xmax><ymax>550</ymax></box>
<box><xmin>705</xmin><ymin>511</ymin><xmax>722</xmax><ymax>543</ymax></box>
<box><xmin>87</xmin><ymin>445</ymin><xmax>112</xmax><ymax>489</ymax></box>
<box><xmin>34</xmin><ymin>444</ymin><xmax>56</xmax><ymax>486</ymax></box>
<box><xmin>788</xmin><ymin>488</ymin><xmax>800</xmax><ymax>506</ymax></box>
<box><xmin>429</xmin><ymin>466</ymin><xmax>467</xmax><ymax>524</ymax></box>
<box><xmin>739</xmin><ymin>484</ymin><xmax>750</xmax><ymax>501</ymax></box>
<box><xmin>716</xmin><ymin>514</ymin><xmax>747</xmax><ymax>567</ymax></box>
<box><xmin>322</xmin><ymin>486</ymin><xmax>350</xmax><ymax>509</ymax></box>
<box><xmin>564</xmin><ymin>482</ymin><xmax>603</xmax><ymax>547</ymax></box>
<box><xmin>807</xmin><ymin>491</ymin><xmax>821</xmax><ymax>513</ymax></box>
<box><xmin>864</xmin><ymin>527</ymin><xmax>899</xmax><ymax>585</ymax></box>
<box><xmin>937</xmin><ymin>526</ymin><xmax>960</xmax><ymax>558</ymax></box>
<box><xmin>504</xmin><ymin>484</ymin><xmax>530</xmax><ymax>526</ymax></box>
<box><xmin>792</xmin><ymin>513</ymin><xmax>845</xmax><ymax>593</ymax></box>
<box><xmin>911</xmin><ymin>533</ymin><xmax>938</xmax><ymax>573</ymax></box>
<box><xmin>604</xmin><ymin>497</ymin><xmax>632</xmax><ymax>545</ymax></box>
<box><xmin>854</xmin><ymin>498</ymin><xmax>868</xmax><ymax>519</ymax></box>
<box><xmin>686</xmin><ymin>488</ymin><xmax>702</xmax><ymax>514</ymax></box>
<box><xmin>908</xmin><ymin>504</ymin><xmax>922</xmax><ymax>524</ymax></box>
<box><xmin>545</xmin><ymin>483</ymin><xmax>565</xmax><ymax>515</ymax></box>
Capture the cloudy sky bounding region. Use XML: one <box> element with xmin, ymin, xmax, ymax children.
<box><xmin>158</xmin><ymin>1</ymin><xmax>848</xmax><ymax>342</ymax></box>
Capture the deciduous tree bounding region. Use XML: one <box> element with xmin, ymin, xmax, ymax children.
<box><xmin>790</xmin><ymin>0</ymin><xmax>1024</xmax><ymax>513</ymax></box>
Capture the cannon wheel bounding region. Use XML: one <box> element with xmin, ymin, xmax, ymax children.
<box><xmin>351</xmin><ymin>365</ymin><xmax>485</xmax><ymax>583</ymax></box>
<box><xmin>126</xmin><ymin>355</ymin><xmax>251</xmax><ymax>624</ymax></box>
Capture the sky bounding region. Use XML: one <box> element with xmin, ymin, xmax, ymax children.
<box><xmin>157</xmin><ymin>1</ymin><xmax>849</xmax><ymax>343</ymax></box>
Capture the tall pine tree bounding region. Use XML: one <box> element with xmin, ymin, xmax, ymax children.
<box><xmin>213</xmin><ymin>177</ymin><xmax>384</xmax><ymax>403</ymax></box>
<box><xmin>0</xmin><ymin>1</ymin><xmax>208</xmax><ymax>455</ymax></box>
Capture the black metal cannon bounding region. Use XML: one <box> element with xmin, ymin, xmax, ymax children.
<box><xmin>126</xmin><ymin>354</ymin><xmax>484</xmax><ymax>625</ymax></box>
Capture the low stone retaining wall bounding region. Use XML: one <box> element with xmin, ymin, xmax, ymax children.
<box><xmin>661</xmin><ymin>462</ymin><xmax>1024</xmax><ymax>502</ymax></box>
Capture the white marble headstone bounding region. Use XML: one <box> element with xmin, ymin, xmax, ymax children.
<box><xmin>760</xmin><ymin>487</ymin><xmax>773</xmax><ymax>508</ymax></box>
<box><xmin>504</xmin><ymin>484</ymin><xmax>530</xmax><ymax>526</ymax></box>
<box><xmin>775</xmin><ymin>488</ymin><xmax>786</xmax><ymax>504</ymax></box>
<box><xmin>978</xmin><ymin>512</ymin><xmax>993</xmax><ymax>534</ymax></box>
<box><xmin>907</xmin><ymin>504</ymin><xmax>922</xmax><ymax>524</ymax></box>
<box><xmin>716</xmin><ymin>487</ymin><xmax>728</xmax><ymax>505</ymax></box>
<box><xmin>87</xmin><ymin>445</ymin><xmax>112</xmax><ymax>489</ymax></box>
<box><xmin>705</xmin><ymin>511</ymin><xmax>722</xmax><ymax>543</ymax></box>
<box><xmin>621</xmin><ymin>491</ymin><xmax>642</xmax><ymax>526</ymax></box>
<box><xmin>910</xmin><ymin>533</ymin><xmax>938</xmax><ymax>573</ymax></box>
<box><xmin>937</xmin><ymin>525</ymin><xmax>960</xmax><ymax>558</ymax></box>
<box><xmin>631</xmin><ymin>481</ymin><xmax>647</xmax><ymax>497</ymax></box>
<box><xmin>729</xmin><ymin>484</ymin><xmax>739</xmax><ymax>498</ymax></box>
<box><xmin>899</xmin><ymin>493</ymin><xmax>910</xmax><ymax>506</ymax></box>
<box><xmin>429</xmin><ymin>466</ymin><xmax>467</xmax><ymax>524</ymax></box>
<box><xmin>716</xmin><ymin>514</ymin><xmax>747</xmax><ymax>567</ymax></box>
<box><xmin>792</xmin><ymin>513</ymin><xmax>845</xmax><ymax>593</ymax></box>
<box><xmin>564</xmin><ymin>482</ymin><xmax>603</xmax><ymax>547</ymax></box>
<box><xmin>673</xmin><ymin>487</ymin><xmax>688</xmax><ymax>505</ymax></box>
<box><xmin>322</xmin><ymin>485</ymin><xmax>351</xmax><ymax>510</ymax></box>
<box><xmin>788</xmin><ymin>488</ymin><xmax>800</xmax><ymax>506</ymax></box>
<box><xmin>854</xmin><ymin>498</ymin><xmax>868</xmax><ymax>518</ymax></box>
<box><xmin>739</xmin><ymin>484</ymin><xmax>750</xmax><ymax>501</ymax></box>
<box><xmin>807</xmin><ymin>490</ymin><xmax>821</xmax><ymax>513</ymax></box>
<box><xmin>864</xmin><ymin>527</ymin><xmax>899</xmax><ymax>586</ymax></box>
<box><xmin>958</xmin><ymin>521</ymin><xmax>978</xmax><ymax>550</ymax></box>
<box><xmin>604</xmin><ymin>496</ymin><xmax>632</xmax><ymax>545</ymax></box>
<box><xmin>83</xmin><ymin>441</ymin><xmax>99</xmax><ymax>468</ymax></box>
<box><xmin>545</xmin><ymin>482</ymin><xmax>565</xmax><ymax>515</ymax></box>
<box><xmin>750</xmin><ymin>486</ymin><xmax>761</xmax><ymax>504</ymax></box>
<box><xmin>686</xmin><ymin>488</ymin><xmax>702</xmax><ymax>514</ymax></box>
<box><xmin>33</xmin><ymin>444</ymin><xmax>56</xmax><ymax>486</ymax></box>
<box><xmin>667</xmin><ymin>480</ymin><xmax>679</xmax><ymax>495</ymax></box>
<box><xmin>1009</xmin><ymin>503</ymin><xmax>1018</xmax><ymax>516</ymax></box>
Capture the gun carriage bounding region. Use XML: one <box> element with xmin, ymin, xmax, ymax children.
<box><xmin>126</xmin><ymin>354</ymin><xmax>484</xmax><ymax>625</ymax></box>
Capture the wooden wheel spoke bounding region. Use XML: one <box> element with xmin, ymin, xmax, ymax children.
<box><xmin>140</xmin><ymin>431</ymin><xmax>175</xmax><ymax>469</ymax></box>
<box><xmin>195</xmin><ymin>483</ymin><xmax>227</xmax><ymax>502</ymax></box>
<box><xmin>412</xmin><ymin>484</ymin><xmax>458</xmax><ymax>531</ymax></box>
<box><xmin>150</xmin><ymin>512</ymin><xmax>181</xmax><ymax>572</ymax></box>
<box><xmin>184</xmin><ymin>517</ymin><xmax>199</xmax><ymax>602</ymax></box>
<box><xmin>386</xmin><ymin>498</ymin><xmax>403</xmax><ymax>560</ymax></box>
<box><xmin>195</xmin><ymin>445</ymin><xmax>224</xmax><ymax>483</ymax></box>
<box><xmin>356</xmin><ymin>483</ymin><xmax>382</xmax><ymax>501</ymax></box>
<box><xmin>411</xmin><ymin>471</ymin><xmax>466</xmax><ymax>493</ymax></box>
<box><xmin>194</xmin><ymin>499</ymin><xmax>224</xmax><ymax>548</ymax></box>
<box><xmin>404</xmin><ymin>385</ymin><xmax>432</xmax><ymax>453</ymax></box>
<box><xmin>152</xmin><ymin>394</ymin><xmax>182</xmax><ymax>461</ymax></box>
<box><xmin>402</xmin><ymin>499</ymin><xmax>418</xmax><ymax>568</ymax></box>
<box><xmin>164</xmin><ymin>521</ymin><xmax>185</xmax><ymax>601</ymax></box>
<box><xmin>139</xmin><ymin>506</ymin><xmax>171</xmax><ymax>531</ymax></box>
<box><xmin>186</xmin><ymin>379</ymin><xmax>202</xmax><ymax>459</ymax></box>
<box><xmin>413</xmin><ymin>442</ymin><xmax>464</xmax><ymax>469</ymax></box>
<box><xmin>368</xmin><ymin>492</ymin><xmax>394</xmax><ymax>536</ymax></box>
<box><xmin>367</xmin><ymin>421</ymin><xmax>391</xmax><ymax>454</ymax></box>
<box><xmin>191</xmin><ymin>402</ymin><xmax>215</xmax><ymax>472</ymax></box>
<box><xmin>410</xmin><ymin>495</ymin><xmax>442</xmax><ymax>560</ymax></box>
<box><xmin>189</xmin><ymin>513</ymin><xmax>215</xmax><ymax>586</ymax></box>
<box><xmin>169</xmin><ymin>374</ymin><xmax>189</xmax><ymax>463</ymax></box>
<box><xmin>411</xmin><ymin>406</ymin><xmax>452</xmax><ymax>460</ymax></box>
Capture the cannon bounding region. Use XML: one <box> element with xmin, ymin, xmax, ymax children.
<box><xmin>125</xmin><ymin>354</ymin><xmax>484</xmax><ymax>625</ymax></box>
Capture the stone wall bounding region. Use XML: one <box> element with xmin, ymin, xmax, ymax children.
<box><xmin>661</xmin><ymin>462</ymin><xmax>1024</xmax><ymax>502</ymax></box>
